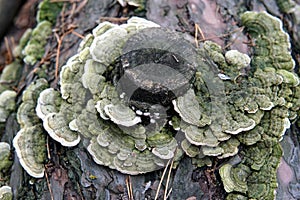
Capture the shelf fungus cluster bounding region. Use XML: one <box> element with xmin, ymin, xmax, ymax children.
<box><xmin>13</xmin><ymin>79</ymin><xmax>49</xmax><ymax>178</ymax></box>
<box><xmin>0</xmin><ymin>0</ymin><xmax>57</xmax><ymax>125</ymax></box>
<box><xmin>0</xmin><ymin>45</ymin><xmax>24</xmax><ymax>124</ymax></box>
<box><xmin>22</xmin><ymin>0</ymin><xmax>62</xmax><ymax>65</ymax></box>
<box><xmin>219</xmin><ymin>11</ymin><xmax>300</xmax><ymax>199</ymax></box>
<box><xmin>0</xmin><ymin>142</ymin><xmax>12</xmax><ymax>172</ymax></box>
<box><xmin>13</xmin><ymin>11</ymin><xmax>299</xmax><ymax>199</ymax></box>
<box><xmin>0</xmin><ymin>91</ymin><xmax>16</xmax><ymax>123</ymax></box>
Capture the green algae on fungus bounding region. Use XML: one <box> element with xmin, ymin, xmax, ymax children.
<box><xmin>21</xmin><ymin>0</ymin><xmax>62</xmax><ymax>65</ymax></box>
<box><xmin>12</xmin><ymin>29</ymin><xmax>32</xmax><ymax>59</ymax></box>
<box><xmin>30</xmin><ymin>14</ymin><xmax>298</xmax><ymax>177</ymax></box>
<box><xmin>13</xmin><ymin>14</ymin><xmax>299</xmax><ymax>200</ymax></box>
<box><xmin>0</xmin><ymin>143</ymin><xmax>12</xmax><ymax>172</ymax></box>
<box><xmin>13</xmin><ymin>79</ymin><xmax>49</xmax><ymax>178</ymax></box>
<box><xmin>244</xmin><ymin>143</ymin><xmax>282</xmax><ymax>199</ymax></box>
<box><xmin>241</xmin><ymin>11</ymin><xmax>295</xmax><ymax>71</ymax></box>
<box><xmin>219</xmin><ymin>11</ymin><xmax>299</xmax><ymax>199</ymax></box>
<box><xmin>22</xmin><ymin>21</ymin><xmax>52</xmax><ymax>65</ymax></box>
<box><xmin>0</xmin><ymin>62</ymin><xmax>22</xmax><ymax>93</ymax></box>
<box><xmin>0</xmin><ymin>91</ymin><xmax>16</xmax><ymax>122</ymax></box>
<box><xmin>225</xmin><ymin>193</ymin><xmax>247</xmax><ymax>200</ymax></box>
<box><xmin>219</xmin><ymin>163</ymin><xmax>250</xmax><ymax>193</ymax></box>
<box><xmin>275</xmin><ymin>0</ymin><xmax>296</xmax><ymax>13</ymax></box>
<box><xmin>36</xmin><ymin>0</ymin><xmax>63</xmax><ymax>24</ymax></box>
<box><xmin>35</xmin><ymin>13</ymin><xmax>300</xmax><ymax>177</ymax></box>
<box><xmin>222</xmin><ymin>143</ymin><xmax>283</xmax><ymax>200</ymax></box>
<box><xmin>0</xmin><ymin>28</ymin><xmax>28</xmax><ymax>124</ymax></box>
<box><xmin>35</xmin><ymin>17</ymin><xmax>201</xmax><ymax>174</ymax></box>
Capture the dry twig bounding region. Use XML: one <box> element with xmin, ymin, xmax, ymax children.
<box><xmin>166</xmin><ymin>187</ymin><xmax>173</xmax><ymax>199</ymax></box>
<box><xmin>72</xmin><ymin>31</ymin><xmax>84</xmax><ymax>39</ymax></box>
<box><xmin>194</xmin><ymin>23</ymin><xmax>206</xmax><ymax>48</ymax></box>
<box><xmin>154</xmin><ymin>159</ymin><xmax>171</xmax><ymax>200</ymax></box>
<box><xmin>74</xmin><ymin>0</ymin><xmax>88</xmax><ymax>14</ymax></box>
<box><xmin>126</xmin><ymin>175</ymin><xmax>134</xmax><ymax>200</ymax></box>
<box><xmin>50</xmin><ymin>0</ymin><xmax>86</xmax><ymax>84</ymax></box>
<box><xmin>163</xmin><ymin>148</ymin><xmax>177</xmax><ymax>199</ymax></box>
<box><xmin>53</xmin><ymin>28</ymin><xmax>74</xmax><ymax>83</ymax></box>
<box><xmin>223</xmin><ymin>27</ymin><xmax>245</xmax><ymax>49</ymax></box>
<box><xmin>194</xmin><ymin>24</ymin><xmax>244</xmax><ymax>50</ymax></box>
<box><xmin>50</xmin><ymin>0</ymin><xmax>82</xmax><ymax>2</ymax></box>
<box><xmin>4</xmin><ymin>37</ymin><xmax>13</xmax><ymax>64</ymax></box>
<box><xmin>76</xmin><ymin>181</ymin><xmax>85</xmax><ymax>200</ymax></box>
<box><xmin>46</xmin><ymin>136</ymin><xmax>51</xmax><ymax>160</ymax></box>
<box><xmin>45</xmin><ymin>170</ymin><xmax>54</xmax><ymax>200</ymax></box>
<box><xmin>98</xmin><ymin>17</ymin><xmax>129</xmax><ymax>23</ymax></box>
<box><xmin>198</xmin><ymin>27</ymin><xmax>244</xmax><ymax>43</ymax></box>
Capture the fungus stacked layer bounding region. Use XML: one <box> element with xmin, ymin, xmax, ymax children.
<box><xmin>11</xmin><ymin>12</ymin><xmax>300</xmax><ymax>200</ymax></box>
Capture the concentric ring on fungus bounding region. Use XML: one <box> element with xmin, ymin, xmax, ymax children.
<box><xmin>36</xmin><ymin>18</ymin><xmax>208</xmax><ymax>174</ymax></box>
<box><xmin>12</xmin><ymin>13</ymin><xmax>298</xmax><ymax>184</ymax></box>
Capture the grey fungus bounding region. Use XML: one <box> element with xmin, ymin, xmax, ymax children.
<box><xmin>90</xmin><ymin>27</ymin><xmax>128</xmax><ymax>65</ymax></box>
<box><xmin>276</xmin><ymin>0</ymin><xmax>297</xmax><ymax>14</ymax></box>
<box><xmin>103</xmin><ymin>103</ymin><xmax>141</xmax><ymax>127</ymax></box>
<box><xmin>36</xmin><ymin>88</ymin><xmax>61</xmax><ymax>120</ymax></box>
<box><xmin>22</xmin><ymin>21</ymin><xmax>52</xmax><ymax>65</ymax></box>
<box><xmin>217</xmin><ymin>138</ymin><xmax>240</xmax><ymax>159</ymax></box>
<box><xmin>30</xmin><ymin>15</ymin><xmax>298</xmax><ymax>175</ymax></box>
<box><xmin>11</xmin><ymin>12</ymin><xmax>300</xmax><ymax>200</ymax></box>
<box><xmin>21</xmin><ymin>0</ymin><xmax>61</xmax><ymax>65</ymax></box>
<box><xmin>0</xmin><ymin>90</ymin><xmax>17</xmax><ymax>122</ymax></box>
<box><xmin>13</xmin><ymin>79</ymin><xmax>48</xmax><ymax>178</ymax></box>
<box><xmin>241</xmin><ymin>11</ymin><xmax>295</xmax><ymax>71</ymax></box>
<box><xmin>0</xmin><ymin>186</ymin><xmax>12</xmax><ymax>200</ymax></box>
<box><xmin>216</xmin><ymin>11</ymin><xmax>300</xmax><ymax>199</ymax></box>
<box><xmin>180</xmin><ymin>139</ymin><xmax>200</xmax><ymax>157</ymax></box>
<box><xmin>224</xmin><ymin>50</ymin><xmax>251</xmax><ymax>68</ymax></box>
<box><xmin>172</xmin><ymin>89</ymin><xmax>211</xmax><ymax>127</ymax></box>
<box><xmin>13</xmin><ymin>125</ymin><xmax>46</xmax><ymax>178</ymax></box>
<box><xmin>276</xmin><ymin>69</ymin><xmax>299</xmax><ymax>86</ymax></box>
<box><xmin>0</xmin><ymin>142</ymin><xmax>12</xmax><ymax>172</ymax></box>
<box><xmin>225</xmin><ymin>193</ymin><xmax>247</xmax><ymax>200</ymax></box>
<box><xmin>35</xmin><ymin>17</ymin><xmax>185</xmax><ymax>174</ymax></box>
<box><xmin>43</xmin><ymin>113</ymin><xmax>81</xmax><ymax>147</ymax></box>
<box><xmin>223</xmin><ymin>117</ymin><xmax>256</xmax><ymax>135</ymax></box>
<box><xmin>86</xmin><ymin>126</ymin><xmax>172</xmax><ymax>175</ymax></box>
<box><xmin>117</xmin><ymin>0</ymin><xmax>145</xmax><ymax>8</ymax></box>
<box><xmin>95</xmin><ymin>99</ymin><xmax>111</xmax><ymax>120</ymax></box>
<box><xmin>36</xmin><ymin>0</ymin><xmax>62</xmax><ymax>24</ymax></box>
<box><xmin>0</xmin><ymin>62</ymin><xmax>22</xmax><ymax>89</ymax></box>
<box><xmin>182</xmin><ymin>125</ymin><xmax>219</xmax><ymax>147</ymax></box>
<box><xmin>219</xmin><ymin>163</ymin><xmax>250</xmax><ymax>193</ymax></box>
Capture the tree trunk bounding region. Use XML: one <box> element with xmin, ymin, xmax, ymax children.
<box><xmin>1</xmin><ymin>0</ymin><xmax>300</xmax><ymax>199</ymax></box>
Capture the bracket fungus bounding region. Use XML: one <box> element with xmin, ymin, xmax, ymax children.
<box><xmin>36</xmin><ymin>0</ymin><xmax>63</xmax><ymax>24</ymax></box>
<box><xmin>13</xmin><ymin>79</ymin><xmax>49</xmax><ymax>178</ymax></box>
<box><xmin>0</xmin><ymin>186</ymin><xmax>12</xmax><ymax>200</ymax></box>
<box><xmin>219</xmin><ymin>163</ymin><xmax>250</xmax><ymax>194</ymax></box>
<box><xmin>36</xmin><ymin>17</ymin><xmax>202</xmax><ymax>175</ymax></box>
<box><xmin>216</xmin><ymin>11</ymin><xmax>299</xmax><ymax>199</ymax></box>
<box><xmin>0</xmin><ymin>91</ymin><xmax>16</xmax><ymax>123</ymax></box>
<box><xmin>12</xmin><ymin>11</ymin><xmax>300</xmax><ymax>199</ymax></box>
<box><xmin>0</xmin><ymin>142</ymin><xmax>12</xmax><ymax>172</ymax></box>
<box><xmin>0</xmin><ymin>61</ymin><xmax>22</xmax><ymax>93</ymax></box>
<box><xmin>29</xmin><ymin>14</ymin><xmax>298</xmax><ymax>174</ymax></box>
<box><xmin>0</xmin><ymin>61</ymin><xmax>22</xmax><ymax>123</ymax></box>
<box><xmin>21</xmin><ymin>0</ymin><xmax>62</xmax><ymax>65</ymax></box>
<box><xmin>22</xmin><ymin>21</ymin><xmax>52</xmax><ymax>65</ymax></box>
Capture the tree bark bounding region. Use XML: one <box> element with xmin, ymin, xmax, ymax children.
<box><xmin>1</xmin><ymin>0</ymin><xmax>300</xmax><ymax>199</ymax></box>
